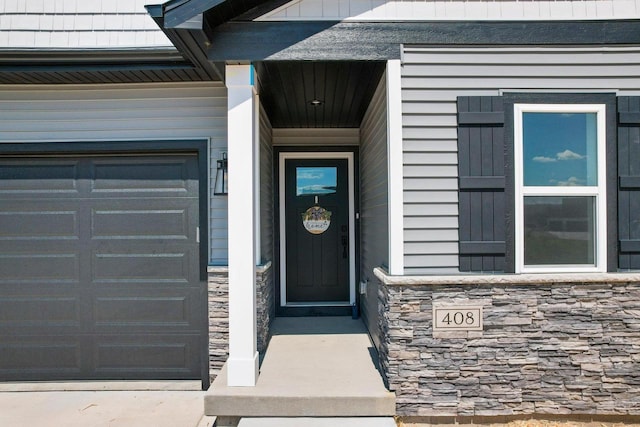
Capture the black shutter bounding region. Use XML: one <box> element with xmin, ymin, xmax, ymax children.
<box><xmin>618</xmin><ymin>96</ymin><xmax>640</xmax><ymax>270</ymax></box>
<box><xmin>457</xmin><ymin>96</ymin><xmax>506</xmax><ymax>272</ymax></box>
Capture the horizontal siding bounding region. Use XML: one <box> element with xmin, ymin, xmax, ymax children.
<box><xmin>272</xmin><ymin>128</ymin><xmax>359</xmax><ymax>146</ymax></box>
<box><xmin>401</xmin><ymin>46</ymin><xmax>640</xmax><ymax>274</ymax></box>
<box><xmin>0</xmin><ymin>81</ymin><xmax>228</xmax><ymax>265</ymax></box>
<box><xmin>359</xmin><ymin>72</ymin><xmax>388</xmax><ymax>351</ymax></box>
<box><xmin>260</xmin><ymin>101</ymin><xmax>274</xmax><ymax>264</ymax></box>
<box><xmin>0</xmin><ymin>0</ymin><xmax>170</xmax><ymax>48</ymax></box>
<box><xmin>259</xmin><ymin>0</ymin><xmax>640</xmax><ymax>21</ymax></box>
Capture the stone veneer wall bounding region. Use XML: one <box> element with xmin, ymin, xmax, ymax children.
<box><xmin>376</xmin><ymin>269</ymin><xmax>640</xmax><ymax>417</ymax></box>
<box><xmin>207</xmin><ymin>263</ymin><xmax>274</xmax><ymax>380</ymax></box>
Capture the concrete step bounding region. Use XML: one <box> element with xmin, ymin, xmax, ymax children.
<box><xmin>206</xmin><ymin>317</ymin><xmax>395</xmax><ymax>418</ymax></box>
<box><xmin>238</xmin><ymin>417</ymin><xmax>397</xmax><ymax>427</ymax></box>
<box><xmin>205</xmin><ymin>364</ymin><xmax>395</xmax><ymax>417</ymax></box>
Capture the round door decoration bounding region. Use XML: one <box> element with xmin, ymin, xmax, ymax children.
<box><xmin>302</xmin><ymin>206</ymin><xmax>332</xmax><ymax>235</ymax></box>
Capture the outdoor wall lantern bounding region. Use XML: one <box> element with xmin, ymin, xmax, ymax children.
<box><xmin>214</xmin><ymin>152</ymin><xmax>228</xmax><ymax>195</ymax></box>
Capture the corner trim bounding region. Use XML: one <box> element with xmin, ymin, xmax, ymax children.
<box><xmin>386</xmin><ymin>60</ymin><xmax>404</xmax><ymax>276</ymax></box>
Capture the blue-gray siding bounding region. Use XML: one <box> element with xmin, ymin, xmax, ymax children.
<box><xmin>401</xmin><ymin>46</ymin><xmax>640</xmax><ymax>274</ymax></box>
<box><xmin>359</xmin><ymin>72</ymin><xmax>388</xmax><ymax>348</ymax></box>
<box><xmin>260</xmin><ymin>101</ymin><xmax>274</xmax><ymax>264</ymax></box>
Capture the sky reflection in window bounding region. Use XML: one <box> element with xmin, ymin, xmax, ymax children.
<box><xmin>296</xmin><ymin>167</ymin><xmax>337</xmax><ymax>196</ymax></box>
<box><xmin>523</xmin><ymin>112</ymin><xmax>597</xmax><ymax>187</ymax></box>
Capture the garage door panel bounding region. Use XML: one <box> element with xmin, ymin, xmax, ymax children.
<box><xmin>91</xmin><ymin>206</ymin><xmax>191</xmax><ymax>240</ymax></box>
<box><xmin>90</xmin><ymin>157</ymin><xmax>197</xmax><ymax>195</ymax></box>
<box><xmin>94</xmin><ymin>335</ymin><xmax>200</xmax><ymax>377</ymax></box>
<box><xmin>0</xmin><ymin>338</ymin><xmax>83</xmax><ymax>375</ymax></box>
<box><xmin>0</xmin><ymin>296</ymin><xmax>80</xmax><ymax>324</ymax></box>
<box><xmin>92</xmin><ymin>252</ymin><xmax>191</xmax><ymax>283</ymax></box>
<box><xmin>0</xmin><ymin>209</ymin><xmax>79</xmax><ymax>240</ymax></box>
<box><xmin>0</xmin><ymin>253</ymin><xmax>81</xmax><ymax>282</ymax></box>
<box><xmin>94</xmin><ymin>289</ymin><xmax>201</xmax><ymax>332</ymax></box>
<box><xmin>0</xmin><ymin>160</ymin><xmax>80</xmax><ymax>193</ymax></box>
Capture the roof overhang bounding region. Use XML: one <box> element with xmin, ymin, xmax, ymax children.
<box><xmin>160</xmin><ymin>0</ymin><xmax>225</xmax><ymax>29</ymax></box>
<box><xmin>145</xmin><ymin>0</ymin><xmax>640</xmax><ymax>62</ymax></box>
<box><xmin>204</xmin><ymin>19</ymin><xmax>640</xmax><ymax>62</ymax></box>
<box><xmin>0</xmin><ymin>47</ymin><xmax>213</xmax><ymax>84</ymax></box>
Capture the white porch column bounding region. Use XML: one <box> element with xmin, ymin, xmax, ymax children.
<box><xmin>226</xmin><ymin>64</ymin><xmax>259</xmax><ymax>386</ymax></box>
<box><xmin>387</xmin><ymin>59</ymin><xmax>405</xmax><ymax>275</ymax></box>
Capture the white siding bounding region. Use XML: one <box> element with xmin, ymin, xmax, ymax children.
<box><xmin>359</xmin><ymin>72</ymin><xmax>387</xmax><ymax>350</ymax></box>
<box><xmin>0</xmin><ymin>0</ymin><xmax>170</xmax><ymax>48</ymax></box>
<box><xmin>258</xmin><ymin>0</ymin><xmax>640</xmax><ymax>21</ymax></box>
<box><xmin>0</xmin><ymin>81</ymin><xmax>228</xmax><ymax>265</ymax></box>
<box><xmin>401</xmin><ymin>46</ymin><xmax>640</xmax><ymax>274</ymax></box>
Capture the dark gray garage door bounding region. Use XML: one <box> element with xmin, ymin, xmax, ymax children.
<box><xmin>0</xmin><ymin>153</ymin><xmax>204</xmax><ymax>381</ymax></box>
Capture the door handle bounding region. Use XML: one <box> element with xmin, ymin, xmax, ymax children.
<box><xmin>341</xmin><ymin>235</ymin><xmax>348</xmax><ymax>258</ymax></box>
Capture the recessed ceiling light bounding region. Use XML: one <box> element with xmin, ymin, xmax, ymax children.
<box><xmin>309</xmin><ymin>99</ymin><xmax>324</xmax><ymax>106</ymax></box>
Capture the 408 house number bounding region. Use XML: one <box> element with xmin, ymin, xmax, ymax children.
<box><xmin>433</xmin><ymin>305</ymin><xmax>483</xmax><ymax>332</ymax></box>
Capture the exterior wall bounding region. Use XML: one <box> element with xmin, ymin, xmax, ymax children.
<box><xmin>377</xmin><ymin>272</ymin><xmax>640</xmax><ymax>417</ymax></box>
<box><xmin>207</xmin><ymin>264</ymin><xmax>274</xmax><ymax>380</ymax></box>
<box><xmin>260</xmin><ymin>101</ymin><xmax>274</xmax><ymax>263</ymax></box>
<box><xmin>258</xmin><ymin>0</ymin><xmax>640</xmax><ymax>21</ymax></box>
<box><xmin>0</xmin><ymin>82</ymin><xmax>229</xmax><ymax>265</ymax></box>
<box><xmin>0</xmin><ymin>0</ymin><xmax>171</xmax><ymax>48</ymax></box>
<box><xmin>272</xmin><ymin>128</ymin><xmax>360</xmax><ymax>146</ymax></box>
<box><xmin>400</xmin><ymin>46</ymin><xmax>640</xmax><ymax>274</ymax></box>
<box><xmin>359</xmin><ymin>72</ymin><xmax>388</xmax><ymax>350</ymax></box>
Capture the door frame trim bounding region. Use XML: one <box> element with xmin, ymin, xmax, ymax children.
<box><xmin>278</xmin><ymin>151</ymin><xmax>356</xmax><ymax>308</ymax></box>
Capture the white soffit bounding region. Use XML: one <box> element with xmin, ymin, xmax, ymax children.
<box><xmin>256</xmin><ymin>0</ymin><xmax>640</xmax><ymax>21</ymax></box>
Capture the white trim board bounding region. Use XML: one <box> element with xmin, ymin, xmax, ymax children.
<box><xmin>386</xmin><ymin>59</ymin><xmax>404</xmax><ymax>275</ymax></box>
<box><xmin>256</xmin><ymin>0</ymin><xmax>640</xmax><ymax>21</ymax></box>
<box><xmin>278</xmin><ymin>151</ymin><xmax>357</xmax><ymax>307</ymax></box>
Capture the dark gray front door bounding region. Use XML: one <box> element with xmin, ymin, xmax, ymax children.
<box><xmin>0</xmin><ymin>153</ymin><xmax>203</xmax><ymax>381</ymax></box>
<box><xmin>284</xmin><ymin>159</ymin><xmax>349</xmax><ymax>303</ymax></box>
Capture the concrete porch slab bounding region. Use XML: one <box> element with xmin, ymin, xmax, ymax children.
<box><xmin>205</xmin><ymin>317</ymin><xmax>395</xmax><ymax>417</ymax></box>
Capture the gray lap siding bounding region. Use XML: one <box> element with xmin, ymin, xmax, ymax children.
<box><xmin>401</xmin><ymin>46</ymin><xmax>640</xmax><ymax>274</ymax></box>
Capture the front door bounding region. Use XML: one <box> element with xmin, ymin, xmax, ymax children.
<box><xmin>280</xmin><ymin>154</ymin><xmax>354</xmax><ymax>306</ymax></box>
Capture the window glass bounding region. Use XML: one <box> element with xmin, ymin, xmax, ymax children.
<box><xmin>515</xmin><ymin>103</ymin><xmax>606</xmax><ymax>272</ymax></box>
<box><xmin>296</xmin><ymin>167</ymin><xmax>337</xmax><ymax>196</ymax></box>
<box><xmin>523</xmin><ymin>112</ymin><xmax>597</xmax><ymax>187</ymax></box>
<box><xmin>523</xmin><ymin>196</ymin><xmax>595</xmax><ymax>265</ymax></box>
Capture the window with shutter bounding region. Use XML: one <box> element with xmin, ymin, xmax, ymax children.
<box><xmin>457</xmin><ymin>93</ymin><xmax>618</xmax><ymax>273</ymax></box>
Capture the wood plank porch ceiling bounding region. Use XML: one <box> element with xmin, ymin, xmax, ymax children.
<box><xmin>256</xmin><ymin>61</ymin><xmax>386</xmax><ymax>128</ymax></box>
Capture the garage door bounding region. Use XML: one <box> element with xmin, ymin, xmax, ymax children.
<box><xmin>0</xmin><ymin>153</ymin><xmax>205</xmax><ymax>381</ymax></box>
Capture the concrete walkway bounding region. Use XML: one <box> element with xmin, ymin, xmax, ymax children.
<box><xmin>0</xmin><ymin>390</ymin><xmax>209</xmax><ymax>427</ymax></box>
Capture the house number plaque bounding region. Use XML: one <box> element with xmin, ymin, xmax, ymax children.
<box><xmin>432</xmin><ymin>304</ymin><xmax>483</xmax><ymax>331</ymax></box>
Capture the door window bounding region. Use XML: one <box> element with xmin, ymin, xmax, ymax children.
<box><xmin>296</xmin><ymin>167</ymin><xmax>337</xmax><ymax>196</ymax></box>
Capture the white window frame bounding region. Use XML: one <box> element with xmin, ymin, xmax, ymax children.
<box><xmin>514</xmin><ymin>103</ymin><xmax>607</xmax><ymax>273</ymax></box>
